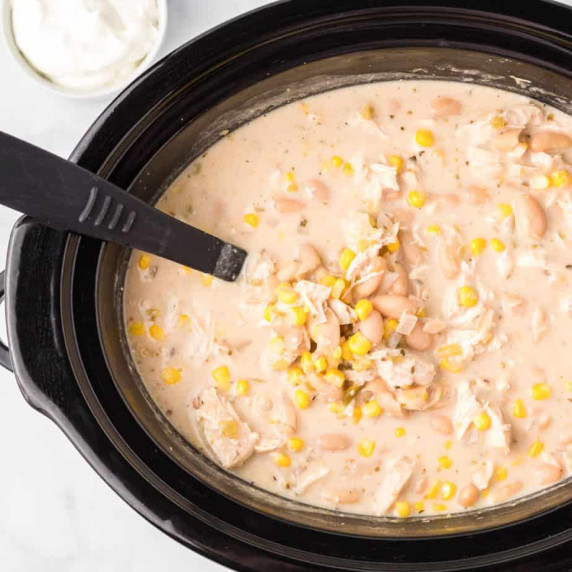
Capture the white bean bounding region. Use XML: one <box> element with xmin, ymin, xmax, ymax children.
<box><xmin>353</xmin><ymin>256</ymin><xmax>387</xmax><ymax>298</ymax></box>
<box><xmin>457</xmin><ymin>483</ymin><xmax>479</xmax><ymax>508</ymax></box>
<box><xmin>515</xmin><ymin>194</ymin><xmax>547</xmax><ymax>239</ymax></box>
<box><xmin>492</xmin><ymin>128</ymin><xmax>522</xmax><ymax>151</ymax></box>
<box><xmin>536</xmin><ymin>463</ymin><xmax>562</xmax><ymax>485</ymax></box>
<box><xmin>372</xmin><ymin>295</ymin><xmax>417</xmax><ymax>319</ymax></box>
<box><xmin>431</xmin><ymin>96</ymin><xmax>462</xmax><ymax>118</ymax></box>
<box><xmin>277</xmin><ymin>260</ymin><xmax>300</xmax><ymax>282</ymax></box>
<box><xmin>305</xmin><ymin>179</ymin><xmax>330</xmax><ymax>203</ymax></box>
<box><xmin>274</xmin><ymin>196</ymin><xmax>305</xmax><ymax>213</ymax></box>
<box><xmin>405</xmin><ymin>321</ymin><xmax>434</xmax><ymax>351</ymax></box>
<box><xmin>298</xmin><ymin>243</ymin><xmax>321</xmax><ymax>274</ymax></box>
<box><xmin>400</xmin><ymin>231</ymin><xmax>425</xmax><ymax>266</ymax></box>
<box><xmin>529</xmin><ymin>131</ymin><xmax>572</xmax><ymax>153</ymax></box>
<box><xmin>431</xmin><ymin>415</ymin><xmax>453</xmax><ymax>435</ymax></box>
<box><xmin>359</xmin><ymin>310</ymin><xmax>384</xmax><ymax>345</ymax></box>
<box><xmin>438</xmin><ymin>242</ymin><xmax>461</xmax><ymax>279</ymax></box>
<box><xmin>317</xmin><ymin>433</ymin><xmax>353</xmax><ymax>451</ymax></box>
<box><xmin>311</xmin><ymin>309</ymin><xmax>340</xmax><ymax>351</ymax></box>
<box><xmin>388</xmin><ymin>263</ymin><xmax>409</xmax><ymax>296</ymax></box>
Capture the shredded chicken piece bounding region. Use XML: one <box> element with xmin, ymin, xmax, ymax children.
<box><xmin>293</xmin><ymin>280</ymin><xmax>330</xmax><ymax>324</ymax></box>
<box><xmin>293</xmin><ymin>464</ymin><xmax>330</xmax><ymax>494</ymax></box>
<box><xmin>375</xmin><ymin>456</ymin><xmax>415</xmax><ymax>514</ymax></box>
<box><xmin>247</xmin><ymin>249</ymin><xmax>276</xmax><ymax>284</ymax></box>
<box><xmin>472</xmin><ymin>460</ymin><xmax>494</xmax><ymax>490</ymax></box>
<box><xmin>195</xmin><ymin>388</ymin><xmax>258</xmax><ymax>468</ymax></box>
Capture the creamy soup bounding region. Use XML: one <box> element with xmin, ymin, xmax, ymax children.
<box><xmin>123</xmin><ymin>80</ymin><xmax>572</xmax><ymax>517</ymax></box>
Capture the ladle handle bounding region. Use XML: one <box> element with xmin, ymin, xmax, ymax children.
<box><xmin>0</xmin><ymin>132</ymin><xmax>246</xmax><ymax>281</ymax></box>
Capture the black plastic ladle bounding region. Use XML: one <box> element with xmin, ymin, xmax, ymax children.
<box><xmin>0</xmin><ymin>132</ymin><xmax>247</xmax><ymax>281</ymax></box>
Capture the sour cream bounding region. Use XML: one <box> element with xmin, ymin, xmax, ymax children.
<box><xmin>10</xmin><ymin>0</ymin><xmax>160</xmax><ymax>91</ymax></box>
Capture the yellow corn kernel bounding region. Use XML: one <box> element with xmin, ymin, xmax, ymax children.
<box><xmin>470</xmin><ymin>238</ymin><xmax>487</xmax><ymax>257</ymax></box>
<box><xmin>272</xmin><ymin>358</ymin><xmax>289</xmax><ymax>370</ymax></box>
<box><xmin>263</xmin><ymin>303</ymin><xmax>275</xmax><ymax>322</ymax></box>
<box><xmin>361</xmin><ymin>400</ymin><xmax>381</xmax><ymax>419</ymax></box>
<box><xmin>408</xmin><ymin>190</ymin><xmax>426</xmax><ymax>208</ymax></box>
<box><xmin>457</xmin><ymin>286</ymin><xmax>479</xmax><ymax>308</ymax></box>
<box><xmin>416</xmin><ymin>129</ymin><xmax>434</xmax><ymax>147</ymax></box>
<box><xmin>319</xmin><ymin>274</ymin><xmax>337</xmax><ymax>287</ymax></box>
<box><xmin>437</xmin><ymin>344</ymin><xmax>463</xmax><ymax>358</ymax></box>
<box><xmin>355</xmin><ymin>299</ymin><xmax>373</xmax><ymax>321</ymax></box>
<box><xmin>330</xmin><ymin>278</ymin><xmax>347</xmax><ymax>300</ymax></box>
<box><xmin>149</xmin><ymin>324</ymin><xmax>165</xmax><ymax>341</ymax></box>
<box><xmin>414</xmin><ymin>501</ymin><xmax>425</xmax><ymax>512</ymax></box>
<box><xmin>286</xmin><ymin>171</ymin><xmax>295</xmax><ymax>182</ymax></box>
<box><xmin>532</xmin><ymin>383</ymin><xmax>551</xmax><ymax>400</ymax></box>
<box><xmin>352</xmin><ymin>405</ymin><xmax>363</xmax><ymax>425</ymax></box>
<box><xmin>513</xmin><ymin>398</ymin><xmax>527</xmax><ymax>418</ymax></box>
<box><xmin>497</xmin><ymin>203</ymin><xmax>513</xmax><ymax>219</ymax></box>
<box><xmin>287</xmin><ymin>366</ymin><xmax>303</xmax><ymax>385</ymax></box>
<box><xmin>219</xmin><ymin>419</ymin><xmax>239</xmax><ymax>440</ymax></box>
<box><xmin>294</xmin><ymin>388</ymin><xmax>311</xmax><ymax>409</ymax></box>
<box><xmin>530</xmin><ymin>174</ymin><xmax>551</xmax><ymax>190</ymax></box>
<box><xmin>490</xmin><ymin>238</ymin><xmax>505</xmax><ymax>252</ymax></box>
<box><xmin>426</xmin><ymin>224</ymin><xmax>442</xmax><ymax>235</ymax></box>
<box><xmin>138</xmin><ymin>254</ymin><xmax>151</xmax><ymax>270</ymax></box>
<box><xmin>275</xmin><ymin>453</ymin><xmax>291</xmax><ymax>468</ymax></box>
<box><xmin>348</xmin><ymin>331</ymin><xmax>372</xmax><ymax>356</ymax></box>
<box><xmin>473</xmin><ymin>411</ymin><xmax>491</xmax><ymax>431</ymax></box>
<box><xmin>441</xmin><ymin>482</ymin><xmax>457</xmax><ymax>500</ymax></box>
<box><xmin>444</xmin><ymin>440</ymin><xmax>452</xmax><ymax>450</ymax></box>
<box><xmin>325</xmin><ymin>368</ymin><xmax>345</xmax><ymax>388</ymax></box>
<box><xmin>287</xmin><ymin>306</ymin><xmax>307</xmax><ymax>327</ymax></box>
<box><xmin>416</xmin><ymin>308</ymin><xmax>426</xmax><ymax>318</ymax></box>
<box><xmin>339</xmin><ymin>248</ymin><xmax>356</xmax><ymax>271</ymax></box>
<box><xmin>357</xmin><ymin>238</ymin><xmax>375</xmax><ymax>252</ymax></box>
<box><xmin>286</xmin><ymin>182</ymin><xmax>299</xmax><ymax>192</ymax></box>
<box><xmin>276</xmin><ymin>282</ymin><xmax>298</xmax><ymax>304</ymax></box>
<box><xmin>551</xmin><ymin>169</ymin><xmax>572</xmax><ymax>188</ymax></box>
<box><xmin>201</xmin><ymin>273</ymin><xmax>213</xmax><ymax>287</ymax></box>
<box><xmin>353</xmin><ymin>358</ymin><xmax>373</xmax><ymax>372</ymax></box>
<box><xmin>357</xmin><ymin>438</ymin><xmax>376</xmax><ymax>458</ymax></box>
<box><xmin>236</xmin><ymin>379</ymin><xmax>249</xmax><ymax>396</ymax></box>
<box><xmin>177</xmin><ymin>314</ymin><xmax>190</xmax><ymax>328</ymax></box>
<box><xmin>343</xmin><ymin>162</ymin><xmax>354</xmax><ymax>176</ymax></box>
<box><xmin>384</xmin><ymin>318</ymin><xmax>399</xmax><ymax>340</ymax></box>
<box><xmin>386</xmin><ymin>239</ymin><xmax>400</xmax><ymax>253</ymax></box>
<box><xmin>212</xmin><ymin>366</ymin><xmax>231</xmax><ymax>391</ymax></box>
<box><xmin>388</xmin><ymin>154</ymin><xmax>403</xmax><ymax>174</ymax></box>
<box><xmin>425</xmin><ymin>480</ymin><xmax>442</xmax><ymax>500</ymax></box>
<box><xmin>440</xmin><ymin>358</ymin><xmax>463</xmax><ymax>373</ymax></box>
<box><xmin>300</xmin><ymin>351</ymin><xmax>314</xmax><ymax>374</ymax></box>
<box><xmin>270</xmin><ymin>336</ymin><xmax>284</xmax><ymax>354</ymax></box>
<box><xmin>341</xmin><ymin>340</ymin><xmax>354</xmax><ymax>361</ymax></box>
<box><xmin>511</xmin><ymin>455</ymin><xmax>524</xmax><ymax>467</ymax></box>
<box><xmin>287</xmin><ymin>437</ymin><xmax>305</xmax><ymax>452</ymax></box>
<box><xmin>360</xmin><ymin>103</ymin><xmax>374</xmax><ymax>120</ymax></box>
<box><xmin>313</xmin><ymin>356</ymin><xmax>327</xmax><ymax>374</ymax></box>
<box><xmin>395</xmin><ymin>501</ymin><xmax>411</xmax><ymax>518</ymax></box>
<box><xmin>433</xmin><ymin>503</ymin><xmax>447</xmax><ymax>512</ymax></box>
<box><xmin>565</xmin><ymin>381</ymin><xmax>572</xmax><ymax>393</ymax></box>
<box><xmin>438</xmin><ymin>455</ymin><xmax>452</xmax><ymax>469</ymax></box>
<box><xmin>161</xmin><ymin>367</ymin><xmax>182</xmax><ymax>385</ymax></box>
<box><xmin>495</xmin><ymin>466</ymin><xmax>508</xmax><ymax>481</ymax></box>
<box><xmin>331</xmin><ymin>155</ymin><xmax>344</xmax><ymax>168</ymax></box>
<box><xmin>490</xmin><ymin>115</ymin><xmax>506</xmax><ymax>129</ymax></box>
<box><xmin>243</xmin><ymin>212</ymin><xmax>259</xmax><ymax>227</ymax></box>
<box><xmin>128</xmin><ymin>321</ymin><xmax>145</xmax><ymax>336</ymax></box>
<box><xmin>395</xmin><ymin>427</ymin><xmax>406</xmax><ymax>438</ymax></box>
<box><xmin>528</xmin><ymin>441</ymin><xmax>545</xmax><ymax>458</ymax></box>
<box><xmin>481</xmin><ymin>488</ymin><xmax>490</xmax><ymax>499</ymax></box>
<box><xmin>328</xmin><ymin>401</ymin><xmax>344</xmax><ymax>415</ymax></box>
<box><xmin>331</xmin><ymin>346</ymin><xmax>343</xmax><ymax>360</ymax></box>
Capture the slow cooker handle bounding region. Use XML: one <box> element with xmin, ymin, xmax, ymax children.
<box><xmin>0</xmin><ymin>270</ymin><xmax>12</xmax><ymax>372</ymax></box>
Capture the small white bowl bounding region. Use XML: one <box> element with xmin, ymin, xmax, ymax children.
<box><xmin>2</xmin><ymin>0</ymin><xmax>168</xmax><ymax>99</ymax></box>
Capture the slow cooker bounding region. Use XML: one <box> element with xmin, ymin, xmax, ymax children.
<box><xmin>4</xmin><ymin>1</ymin><xmax>572</xmax><ymax>569</ymax></box>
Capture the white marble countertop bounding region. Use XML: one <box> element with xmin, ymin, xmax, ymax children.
<box><xmin>2</xmin><ymin>1</ymin><xmax>572</xmax><ymax>570</ymax></box>
<box><xmin>0</xmin><ymin>1</ymin><xmax>267</xmax><ymax>570</ymax></box>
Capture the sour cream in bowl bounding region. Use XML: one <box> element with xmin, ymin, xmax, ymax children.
<box><xmin>3</xmin><ymin>0</ymin><xmax>167</xmax><ymax>98</ymax></box>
